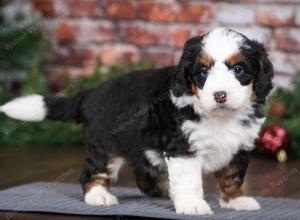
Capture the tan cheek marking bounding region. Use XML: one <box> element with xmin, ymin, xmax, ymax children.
<box><xmin>199</xmin><ymin>53</ymin><xmax>214</xmax><ymax>68</ymax></box>
<box><xmin>191</xmin><ymin>82</ymin><xmax>199</xmax><ymax>98</ymax></box>
<box><xmin>215</xmin><ymin>165</ymin><xmax>244</xmax><ymax>202</ymax></box>
<box><xmin>227</xmin><ymin>52</ymin><xmax>244</xmax><ymax>67</ymax></box>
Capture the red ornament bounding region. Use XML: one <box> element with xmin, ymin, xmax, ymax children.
<box><xmin>256</xmin><ymin>125</ymin><xmax>290</xmax><ymax>162</ymax></box>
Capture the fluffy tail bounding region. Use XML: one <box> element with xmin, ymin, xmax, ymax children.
<box><xmin>0</xmin><ymin>92</ymin><xmax>87</xmax><ymax>122</ymax></box>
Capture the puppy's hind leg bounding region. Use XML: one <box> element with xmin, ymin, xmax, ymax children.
<box><xmin>134</xmin><ymin>166</ymin><xmax>169</xmax><ymax>198</ymax></box>
<box><xmin>80</xmin><ymin>142</ymin><xmax>125</xmax><ymax>206</ymax></box>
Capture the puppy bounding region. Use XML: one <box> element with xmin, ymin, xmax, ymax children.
<box><xmin>0</xmin><ymin>28</ymin><xmax>273</xmax><ymax>215</ymax></box>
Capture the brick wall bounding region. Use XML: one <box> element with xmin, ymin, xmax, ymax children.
<box><xmin>32</xmin><ymin>0</ymin><xmax>300</xmax><ymax>88</ymax></box>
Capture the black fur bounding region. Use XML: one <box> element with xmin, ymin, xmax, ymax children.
<box><xmin>44</xmin><ymin>67</ymin><xmax>197</xmax><ymax>189</ymax></box>
<box><xmin>41</xmin><ymin>31</ymin><xmax>273</xmax><ymax>194</ymax></box>
<box><xmin>241</xmin><ymin>40</ymin><xmax>274</xmax><ymax>104</ymax></box>
<box><xmin>173</xmin><ymin>36</ymin><xmax>205</xmax><ymax>95</ymax></box>
<box><xmin>229</xmin><ymin>150</ymin><xmax>250</xmax><ymax>182</ymax></box>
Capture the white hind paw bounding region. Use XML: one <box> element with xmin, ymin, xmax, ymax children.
<box><xmin>84</xmin><ymin>186</ymin><xmax>119</xmax><ymax>206</ymax></box>
<box><xmin>220</xmin><ymin>196</ymin><xmax>260</xmax><ymax>211</ymax></box>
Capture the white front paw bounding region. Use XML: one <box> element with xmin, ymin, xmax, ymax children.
<box><xmin>174</xmin><ymin>197</ymin><xmax>213</xmax><ymax>215</ymax></box>
<box><xmin>220</xmin><ymin>196</ymin><xmax>260</xmax><ymax>211</ymax></box>
<box><xmin>84</xmin><ymin>186</ymin><xmax>119</xmax><ymax>206</ymax></box>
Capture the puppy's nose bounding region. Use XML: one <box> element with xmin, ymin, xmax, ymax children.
<box><xmin>214</xmin><ymin>91</ymin><xmax>227</xmax><ymax>103</ymax></box>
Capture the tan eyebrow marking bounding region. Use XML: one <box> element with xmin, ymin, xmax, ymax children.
<box><xmin>199</xmin><ymin>53</ymin><xmax>214</xmax><ymax>68</ymax></box>
<box><xmin>227</xmin><ymin>52</ymin><xmax>244</xmax><ymax>67</ymax></box>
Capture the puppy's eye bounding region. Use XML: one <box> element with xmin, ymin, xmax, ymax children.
<box><xmin>200</xmin><ymin>67</ymin><xmax>209</xmax><ymax>77</ymax></box>
<box><xmin>233</xmin><ymin>65</ymin><xmax>243</xmax><ymax>75</ymax></box>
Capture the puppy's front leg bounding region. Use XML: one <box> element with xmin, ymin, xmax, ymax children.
<box><xmin>215</xmin><ymin>150</ymin><xmax>260</xmax><ymax>211</ymax></box>
<box><xmin>166</xmin><ymin>156</ymin><xmax>213</xmax><ymax>215</ymax></box>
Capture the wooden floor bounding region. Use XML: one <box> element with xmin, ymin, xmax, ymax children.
<box><xmin>0</xmin><ymin>145</ymin><xmax>299</xmax><ymax>220</ymax></box>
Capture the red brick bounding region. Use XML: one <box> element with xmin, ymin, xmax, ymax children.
<box><xmin>235</xmin><ymin>0</ymin><xmax>257</xmax><ymax>2</ymax></box>
<box><xmin>120</xmin><ymin>23</ymin><xmax>169</xmax><ymax>46</ymax></box>
<box><xmin>94</xmin><ymin>44</ymin><xmax>140</xmax><ymax>66</ymax></box>
<box><xmin>287</xmin><ymin>53</ymin><xmax>300</xmax><ymax>74</ymax></box>
<box><xmin>270</xmin><ymin>51</ymin><xmax>296</xmax><ymax>75</ymax></box>
<box><xmin>52</xmin><ymin>45</ymin><xmax>139</xmax><ymax>68</ymax></box>
<box><xmin>139</xmin><ymin>1</ymin><xmax>174</xmax><ymax>22</ymax></box>
<box><xmin>256</xmin><ymin>6</ymin><xmax>294</xmax><ymax>27</ymax></box>
<box><xmin>52</xmin><ymin>47</ymin><xmax>94</xmax><ymax>67</ymax></box>
<box><xmin>54</xmin><ymin>21</ymin><xmax>78</xmax><ymax>44</ymax></box>
<box><xmin>273</xmin><ymin>74</ymin><xmax>293</xmax><ymax>90</ymax></box>
<box><xmin>275</xmin><ymin>29</ymin><xmax>300</xmax><ymax>52</ymax></box>
<box><xmin>194</xmin><ymin>27</ymin><xmax>208</xmax><ymax>37</ymax></box>
<box><xmin>104</xmin><ymin>0</ymin><xmax>136</xmax><ymax>20</ymax></box>
<box><xmin>56</xmin><ymin>0</ymin><xmax>100</xmax><ymax>17</ymax></box>
<box><xmin>226</xmin><ymin>0</ymin><xmax>298</xmax><ymax>2</ymax></box>
<box><xmin>77</xmin><ymin>21</ymin><xmax>115</xmax><ymax>43</ymax></box>
<box><xmin>54</xmin><ymin>21</ymin><xmax>114</xmax><ymax>44</ymax></box>
<box><xmin>234</xmin><ymin>27</ymin><xmax>272</xmax><ymax>45</ymax></box>
<box><xmin>170</xmin><ymin>28</ymin><xmax>190</xmax><ymax>48</ymax></box>
<box><xmin>216</xmin><ymin>5</ymin><xmax>254</xmax><ymax>25</ymax></box>
<box><xmin>46</xmin><ymin>66</ymin><xmax>93</xmax><ymax>91</ymax></box>
<box><xmin>296</xmin><ymin>7</ymin><xmax>300</xmax><ymax>26</ymax></box>
<box><xmin>174</xmin><ymin>49</ymin><xmax>183</xmax><ymax>64</ymax></box>
<box><xmin>175</xmin><ymin>2</ymin><xmax>213</xmax><ymax>23</ymax></box>
<box><xmin>142</xmin><ymin>49</ymin><xmax>175</xmax><ymax>67</ymax></box>
<box><xmin>254</xmin><ymin>0</ymin><xmax>300</xmax><ymax>3</ymax></box>
<box><xmin>32</xmin><ymin>0</ymin><xmax>56</xmax><ymax>17</ymax></box>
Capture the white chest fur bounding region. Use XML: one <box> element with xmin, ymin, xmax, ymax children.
<box><xmin>181</xmin><ymin>112</ymin><xmax>264</xmax><ymax>173</ymax></box>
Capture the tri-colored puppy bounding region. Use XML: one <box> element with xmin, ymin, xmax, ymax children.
<box><xmin>0</xmin><ymin>28</ymin><xmax>273</xmax><ymax>215</ymax></box>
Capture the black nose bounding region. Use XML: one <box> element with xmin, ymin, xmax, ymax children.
<box><xmin>214</xmin><ymin>91</ymin><xmax>227</xmax><ymax>103</ymax></box>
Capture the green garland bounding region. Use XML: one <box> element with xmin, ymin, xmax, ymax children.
<box><xmin>265</xmin><ymin>74</ymin><xmax>300</xmax><ymax>158</ymax></box>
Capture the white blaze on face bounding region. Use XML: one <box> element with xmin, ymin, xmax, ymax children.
<box><xmin>203</xmin><ymin>28</ymin><xmax>244</xmax><ymax>62</ymax></box>
<box><xmin>197</xmin><ymin>28</ymin><xmax>253</xmax><ymax>114</ymax></box>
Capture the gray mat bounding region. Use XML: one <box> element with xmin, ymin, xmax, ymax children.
<box><xmin>0</xmin><ymin>182</ymin><xmax>299</xmax><ymax>220</ymax></box>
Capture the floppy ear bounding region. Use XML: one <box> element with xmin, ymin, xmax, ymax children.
<box><xmin>250</xmin><ymin>40</ymin><xmax>274</xmax><ymax>104</ymax></box>
<box><xmin>173</xmin><ymin>36</ymin><xmax>203</xmax><ymax>97</ymax></box>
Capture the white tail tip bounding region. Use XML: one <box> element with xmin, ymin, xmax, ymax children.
<box><xmin>0</xmin><ymin>95</ymin><xmax>47</xmax><ymax>121</ymax></box>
